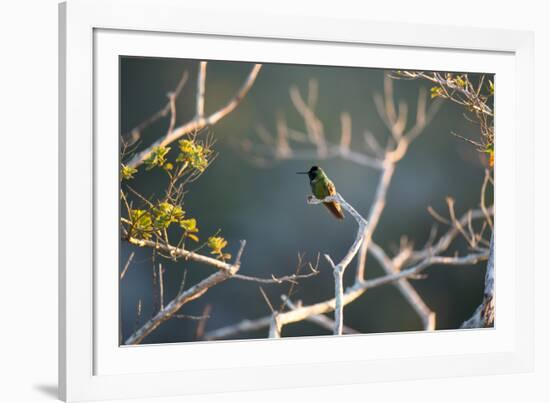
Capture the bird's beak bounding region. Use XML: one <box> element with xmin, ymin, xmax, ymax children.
<box><xmin>296</xmin><ymin>171</ymin><xmax>309</xmax><ymax>174</ymax></box>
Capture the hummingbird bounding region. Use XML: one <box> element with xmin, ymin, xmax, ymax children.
<box><xmin>297</xmin><ymin>166</ymin><xmax>345</xmax><ymax>220</ymax></box>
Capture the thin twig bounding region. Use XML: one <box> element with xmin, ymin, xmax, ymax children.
<box><xmin>355</xmin><ymin>161</ymin><xmax>395</xmax><ymax>281</ymax></box>
<box><xmin>121</xmin><ymin>71</ymin><xmax>189</xmax><ymax>148</ymax></box>
<box><xmin>204</xmin><ymin>317</ymin><xmax>272</xmax><ymax>340</ymax></box>
<box><xmin>173</xmin><ymin>313</ymin><xmax>210</xmax><ymax>321</ymax></box>
<box><xmin>302</xmin><ymin>193</ymin><xmax>366</xmax><ymax>335</ymax></box>
<box><xmin>462</xmin><ymin>234</ymin><xmax>495</xmax><ymax>328</ymax></box>
<box><xmin>232</xmin><ymin>268</ymin><xmax>318</xmax><ymax>285</ymax></box>
<box><xmin>481</xmin><ymin>169</ymin><xmax>493</xmax><ymax>230</ymax></box>
<box><xmin>127</xmin><ymin>64</ymin><xmax>262</xmax><ymax>169</ymax></box>
<box><xmin>369</xmin><ymin>242</ymin><xmax>436</xmax><ymax>330</ymax></box>
<box><xmin>195</xmin><ymin>304</ymin><xmax>212</xmax><ymax>339</ymax></box>
<box><xmin>269</xmin><ymin>252</ymin><xmax>487</xmax><ymax>331</ymax></box>
<box><xmin>120</xmin><ymin>251</ymin><xmax>135</xmax><ymax>280</ymax></box>
<box><xmin>209</xmin><ymin>250</ymin><xmax>487</xmax><ymax>339</ymax></box>
<box><xmin>126</xmin><ymin>235</ymin><xmax>237</xmax><ymax>272</ymax></box>
<box><xmin>259</xmin><ymin>286</ymin><xmax>276</xmax><ymax>314</ymax></box>
<box><xmin>282</xmin><ymin>296</ymin><xmax>359</xmax><ymax>335</ymax></box>
<box><xmin>196</xmin><ymin>62</ymin><xmax>207</xmax><ymax>118</ymax></box>
<box><xmin>158</xmin><ymin>263</ymin><xmax>164</xmax><ymax>311</ymax></box>
<box><xmin>125</xmin><ymin>241</ymin><xmax>247</xmax><ymax>344</ymax></box>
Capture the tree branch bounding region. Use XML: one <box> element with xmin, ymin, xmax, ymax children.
<box><xmin>461</xmin><ymin>234</ymin><xmax>495</xmax><ymax>328</ymax></box>
<box><xmin>125</xmin><ymin>240</ymin><xmax>247</xmax><ymax>345</ymax></box>
<box><xmin>269</xmin><ymin>251</ymin><xmax>487</xmax><ymax>332</ymax></box>
<box><xmin>232</xmin><ymin>268</ymin><xmax>319</xmax><ymax>285</ymax></box>
<box><xmin>294</xmin><ymin>193</ymin><xmax>367</xmax><ymax>335</ymax></box>
<box><xmin>126</xmin><ymin>235</ymin><xmax>237</xmax><ymax>272</ymax></box>
<box><xmin>127</xmin><ymin>64</ymin><xmax>262</xmax><ymax>169</ymax></box>
<box><xmin>368</xmin><ymin>242</ymin><xmax>436</xmax><ymax>330</ymax></box>
<box><xmin>121</xmin><ymin>71</ymin><xmax>189</xmax><ymax>148</ymax></box>
<box><xmin>196</xmin><ymin>61</ymin><xmax>207</xmax><ymax>118</ymax></box>
<box><xmin>203</xmin><ymin>316</ymin><xmax>273</xmax><ymax>341</ymax></box>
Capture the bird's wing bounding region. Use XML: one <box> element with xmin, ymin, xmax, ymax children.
<box><xmin>326</xmin><ymin>179</ymin><xmax>337</xmax><ymax>196</ymax></box>
<box><xmin>322</xmin><ymin>179</ymin><xmax>344</xmax><ymax>219</ymax></box>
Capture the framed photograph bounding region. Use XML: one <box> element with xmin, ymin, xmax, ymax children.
<box><xmin>59</xmin><ymin>0</ymin><xmax>534</xmax><ymax>401</ymax></box>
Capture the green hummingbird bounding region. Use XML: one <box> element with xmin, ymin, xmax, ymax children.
<box><xmin>297</xmin><ymin>166</ymin><xmax>345</xmax><ymax>220</ymax></box>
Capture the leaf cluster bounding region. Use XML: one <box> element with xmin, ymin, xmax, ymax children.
<box><xmin>122</xmin><ymin>132</ymin><xmax>227</xmax><ymax>251</ymax></box>
<box><xmin>207</xmin><ymin>236</ymin><xmax>231</xmax><ymax>261</ymax></box>
<box><xmin>396</xmin><ymin>71</ymin><xmax>494</xmax><ymax>167</ymax></box>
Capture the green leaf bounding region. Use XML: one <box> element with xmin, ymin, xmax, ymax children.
<box><xmin>180</xmin><ymin>218</ymin><xmax>198</xmax><ymax>232</ymax></box>
<box><xmin>129</xmin><ymin>209</ymin><xmax>154</xmax><ymax>239</ymax></box>
<box><xmin>454</xmin><ymin>75</ymin><xmax>466</xmax><ymax>88</ymax></box>
<box><xmin>144</xmin><ymin>146</ymin><xmax>171</xmax><ymax>170</ymax></box>
<box><xmin>121</xmin><ymin>164</ymin><xmax>138</xmax><ymax>180</ymax></box>
<box><xmin>430</xmin><ymin>86</ymin><xmax>443</xmax><ymax>99</ymax></box>
<box><xmin>187</xmin><ymin>233</ymin><xmax>199</xmax><ymax>242</ymax></box>
<box><xmin>207</xmin><ymin>235</ymin><xmax>230</xmax><ymax>260</ymax></box>
<box><xmin>177</xmin><ymin>139</ymin><xmax>209</xmax><ymax>172</ymax></box>
<box><xmin>153</xmin><ymin>202</ymin><xmax>184</xmax><ymax>229</ymax></box>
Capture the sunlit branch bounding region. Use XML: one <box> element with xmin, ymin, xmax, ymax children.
<box><xmin>306</xmin><ymin>193</ymin><xmax>367</xmax><ymax>335</ymax></box>
<box><xmin>127</xmin><ymin>63</ymin><xmax>262</xmax><ymax>169</ymax></box>
<box><xmin>267</xmin><ymin>251</ymin><xmax>487</xmax><ymax>333</ymax></box>
<box><xmin>121</xmin><ymin>71</ymin><xmax>189</xmax><ymax>148</ymax></box>
<box><xmin>125</xmin><ymin>241</ymin><xmax>247</xmax><ymax>345</ymax></box>
<box><xmin>462</xmin><ymin>234</ymin><xmax>495</xmax><ymax>328</ymax></box>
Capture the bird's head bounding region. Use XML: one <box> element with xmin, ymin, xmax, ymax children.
<box><xmin>296</xmin><ymin>165</ymin><xmax>322</xmax><ymax>181</ymax></box>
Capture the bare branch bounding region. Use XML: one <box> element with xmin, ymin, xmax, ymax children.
<box><xmin>167</xmin><ymin>93</ymin><xmax>177</xmax><ymax>136</ymax></box>
<box><xmin>121</xmin><ymin>71</ymin><xmax>189</xmax><ymax>148</ymax></box>
<box><xmin>205</xmin><ymin>243</ymin><xmax>488</xmax><ymax>340</ymax></box>
<box><xmin>158</xmin><ymin>263</ymin><xmax>165</xmax><ymax>311</ymax></box>
<box><xmin>306</xmin><ymin>193</ymin><xmax>367</xmax><ymax>335</ymax></box>
<box><xmin>126</xmin><ymin>235</ymin><xmax>237</xmax><ymax>272</ymax></box>
<box><xmin>196</xmin><ymin>61</ymin><xmax>207</xmax><ymax>118</ymax></box>
<box><xmin>195</xmin><ymin>304</ymin><xmax>212</xmax><ymax>340</ymax></box>
<box><xmin>369</xmin><ymin>242</ymin><xmax>435</xmax><ymax>330</ymax></box>
<box><xmin>266</xmin><ymin>251</ymin><xmax>487</xmax><ymax>332</ymax></box>
<box><xmin>127</xmin><ymin>64</ymin><xmax>262</xmax><ymax>169</ymax></box>
<box><xmin>268</xmin><ymin>314</ymin><xmax>282</xmax><ymax>338</ymax></box>
<box><xmin>364</xmin><ymin>131</ymin><xmax>385</xmax><ymax>158</ymax></box>
<box><xmin>289</xmin><ymin>84</ymin><xmax>328</xmax><ymax>158</ymax></box>
<box><xmin>355</xmin><ymin>161</ymin><xmax>395</xmax><ymax>281</ymax></box>
<box><xmin>232</xmin><ymin>268</ymin><xmax>318</xmax><ymax>285</ymax></box>
<box><xmin>275</xmin><ymin>111</ymin><xmax>292</xmax><ymax>159</ymax></box>
<box><xmin>124</xmin><ymin>241</ymin><xmax>247</xmax><ymax>345</ymax></box>
<box><xmin>481</xmin><ymin>169</ymin><xmax>493</xmax><ymax>230</ymax></box>
<box><xmin>410</xmin><ymin>206</ymin><xmax>493</xmax><ymax>263</ymax></box>
<box><xmin>205</xmin><ymin>297</ymin><xmax>359</xmax><ymax>341</ymax></box>
<box><xmin>394</xmin><ymin>71</ymin><xmax>493</xmax><ymax>153</ymax></box>
<box><xmin>204</xmin><ymin>316</ymin><xmax>272</xmax><ymax>340</ymax></box>
<box><xmin>120</xmin><ymin>251</ymin><xmax>135</xmax><ymax>280</ymax></box>
<box><xmin>248</xmin><ymin>80</ymin><xmax>385</xmax><ymax>169</ymax></box>
<box><xmin>339</xmin><ymin>112</ymin><xmax>352</xmax><ymax>153</ymax></box>
<box><xmin>282</xmin><ymin>296</ymin><xmax>359</xmax><ymax>335</ymax></box>
<box><xmin>259</xmin><ymin>286</ymin><xmax>276</xmax><ymax>314</ymax></box>
<box><xmin>446</xmin><ymin>197</ymin><xmax>475</xmax><ymax>247</ymax></box>
<box><xmin>254</xmin><ymin>144</ymin><xmax>383</xmax><ymax>169</ymax></box>
<box><xmin>173</xmin><ymin>313</ymin><xmax>210</xmax><ymax>321</ymax></box>
<box><xmin>462</xmin><ymin>234</ymin><xmax>495</xmax><ymax>328</ymax></box>
<box><xmin>427</xmin><ymin>205</ymin><xmax>452</xmax><ymax>225</ymax></box>
<box><xmin>354</xmin><ymin>77</ymin><xmax>440</xmax><ymax>282</ymax></box>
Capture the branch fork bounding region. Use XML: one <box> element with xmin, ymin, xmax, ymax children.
<box><xmin>307</xmin><ymin>193</ymin><xmax>367</xmax><ymax>335</ymax></box>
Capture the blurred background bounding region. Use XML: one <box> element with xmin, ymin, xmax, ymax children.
<box><xmin>119</xmin><ymin>56</ymin><xmax>493</xmax><ymax>344</ymax></box>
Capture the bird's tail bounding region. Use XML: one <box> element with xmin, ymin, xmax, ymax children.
<box><xmin>323</xmin><ymin>201</ymin><xmax>345</xmax><ymax>220</ymax></box>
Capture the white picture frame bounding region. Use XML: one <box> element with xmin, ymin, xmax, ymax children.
<box><xmin>59</xmin><ymin>0</ymin><xmax>534</xmax><ymax>401</ymax></box>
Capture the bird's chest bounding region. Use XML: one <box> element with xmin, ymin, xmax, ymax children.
<box><xmin>311</xmin><ymin>178</ymin><xmax>328</xmax><ymax>197</ymax></box>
